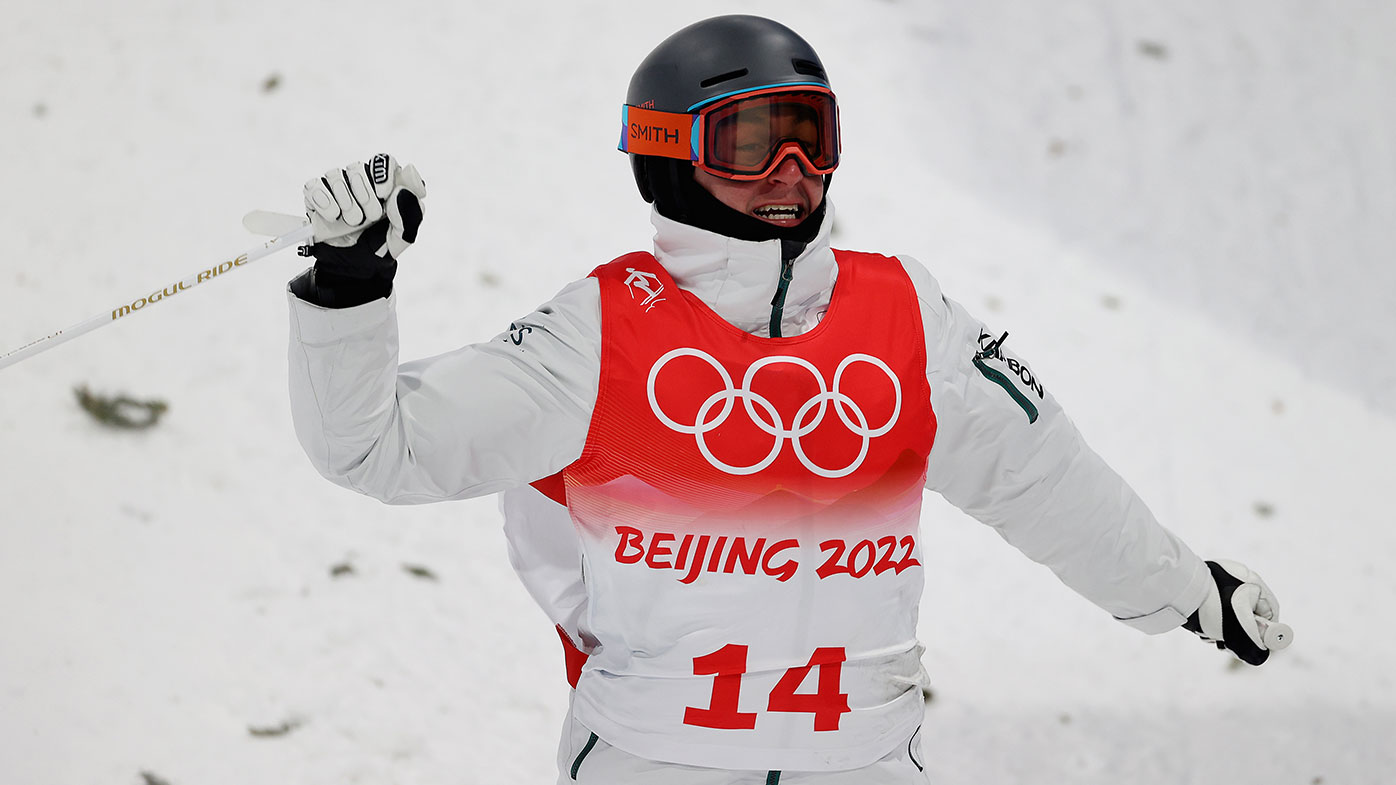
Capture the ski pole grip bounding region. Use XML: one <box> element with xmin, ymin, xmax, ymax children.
<box><xmin>1257</xmin><ymin>618</ymin><xmax>1293</xmax><ymax>651</ymax></box>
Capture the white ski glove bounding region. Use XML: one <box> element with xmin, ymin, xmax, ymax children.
<box><xmin>303</xmin><ymin>153</ymin><xmax>426</xmax><ymax>257</ymax></box>
<box><xmin>292</xmin><ymin>153</ymin><xmax>426</xmax><ymax>308</ymax></box>
<box><xmin>1182</xmin><ymin>559</ymin><xmax>1290</xmax><ymax>666</ymax></box>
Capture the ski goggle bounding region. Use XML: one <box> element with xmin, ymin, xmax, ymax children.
<box><xmin>619</xmin><ymin>85</ymin><xmax>840</xmax><ymax>181</ymax></box>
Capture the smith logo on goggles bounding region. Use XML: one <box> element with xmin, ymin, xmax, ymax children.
<box><xmin>619</xmin><ymin>85</ymin><xmax>840</xmax><ymax>181</ymax></box>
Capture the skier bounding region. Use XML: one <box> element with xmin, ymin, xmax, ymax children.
<box><xmin>284</xmin><ymin>15</ymin><xmax>1288</xmax><ymax>784</ymax></box>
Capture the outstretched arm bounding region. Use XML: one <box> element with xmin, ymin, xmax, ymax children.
<box><xmin>900</xmin><ymin>255</ymin><xmax>1288</xmax><ymax>663</ymax></box>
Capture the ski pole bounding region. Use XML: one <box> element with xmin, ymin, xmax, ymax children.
<box><xmin>0</xmin><ymin>218</ymin><xmax>314</xmax><ymax>373</ymax></box>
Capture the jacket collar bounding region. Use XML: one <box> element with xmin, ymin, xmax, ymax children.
<box><xmin>649</xmin><ymin>200</ymin><xmax>839</xmax><ymax>337</ymax></box>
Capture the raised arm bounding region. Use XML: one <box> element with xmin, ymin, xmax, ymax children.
<box><xmin>285</xmin><ymin>156</ymin><xmax>602</xmax><ymax>504</ymax></box>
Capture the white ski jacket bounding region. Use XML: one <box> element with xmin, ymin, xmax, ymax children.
<box><xmin>286</xmin><ymin>201</ymin><xmax>1208</xmax><ymax>635</ymax></box>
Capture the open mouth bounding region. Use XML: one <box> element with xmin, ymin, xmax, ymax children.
<box><xmin>752</xmin><ymin>204</ymin><xmax>804</xmax><ymax>223</ymax></box>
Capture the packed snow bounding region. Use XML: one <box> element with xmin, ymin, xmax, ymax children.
<box><xmin>2</xmin><ymin>1</ymin><xmax>1392</xmax><ymax>783</ymax></box>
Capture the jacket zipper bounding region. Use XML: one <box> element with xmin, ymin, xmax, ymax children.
<box><xmin>768</xmin><ymin>256</ymin><xmax>795</xmax><ymax>338</ymax></box>
<box><xmin>569</xmin><ymin>732</ymin><xmax>599</xmax><ymax>780</ymax></box>
<box><xmin>972</xmin><ymin>332</ymin><xmax>1040</xmax><ymax>424</ymax></box>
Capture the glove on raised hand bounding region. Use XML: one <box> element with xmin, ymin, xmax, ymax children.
<box><xmin>293</xmin><ymin>153</ymin><xmax>426</xmax><ymax>308</ymax></box>
<box><xmin>1183</xmin><ymin>559</ymin><xmax>1284</xmax><ymax>666</ymax></box>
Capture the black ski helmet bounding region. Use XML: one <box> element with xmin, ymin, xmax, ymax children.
<box><xmin>624</xmin><ymin>15</ymin><xmax>835</xmax><ymax>241</ymax></box>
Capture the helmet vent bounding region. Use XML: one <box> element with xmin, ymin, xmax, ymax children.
<box><xmin>699</xmin><ymin>68</ymin><xmax>750</xmax><ymax>88</ymax></box>
<box><xmin>791</xmin><ymin>58</ymin><xmax>826</xmax><ymax>79</ymax></box>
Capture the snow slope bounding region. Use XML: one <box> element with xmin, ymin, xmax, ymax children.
<box><xmin>2</xmin><ymin>1</ymin><xmax>1392</xmax><ymax>783</ymax></box>
<box><xmin>898</xmin><ymin>1</ymin><xmax>1396</xmax><ymax>418</ymax></box>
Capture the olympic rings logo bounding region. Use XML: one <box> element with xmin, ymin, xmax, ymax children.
<box><xmin>646</xmin><ymin>348</ymin><xmax>902</xmax><ymax>478</ymax></box>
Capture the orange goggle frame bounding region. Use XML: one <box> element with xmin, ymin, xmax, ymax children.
<box><xmin>618</xmin><ymin>85</ymin><xmax>840</xmax><ymax>181</ymax></box>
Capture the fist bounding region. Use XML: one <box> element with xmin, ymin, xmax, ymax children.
<box><xmin>1184</xmin><ymin>559</ymin><xmax>1289</xmax><ymax>666</ymax></box>
<box><xmin>304</xmin><ymin>154</ymin><xmax>426</xmax><ymax>259</ymax></box>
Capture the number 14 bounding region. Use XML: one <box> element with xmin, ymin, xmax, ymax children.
<box><xmin>683</xmin><ymin>644</ymin><xmax>851</xmax><ymax>732</ymax></box>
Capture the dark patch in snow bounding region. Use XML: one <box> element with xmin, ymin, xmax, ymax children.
<box><xmin>402</xmin><ymin>564</ymin><xmax>439</xmax><ymax>581</ymax></box>
<box><xmin>1137</xmin><ymin>40</ymin><xmax>1170</xmax><ymax>60</ymax></box>
<box><xmin>249</xmin><ymin>718</ymin><xmax>303</xmax><ymax>738</ymax></box>
<box><xmin>74</xmin><ymin>386</ymin><xmax>168</xmax><ymax>430</ymax></box>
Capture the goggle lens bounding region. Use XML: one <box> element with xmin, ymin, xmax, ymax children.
<box><xmin>701</xmin><ymin>90</ymin><xmax>839</xmax><ymax>179</ymax></box>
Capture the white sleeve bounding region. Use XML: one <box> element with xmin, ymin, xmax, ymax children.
<box><xmin>286</xmin><ymin>275</ymin><xmax>601</xmax><ymax>504</ymax></box>
<box><xmin>898</xmin><ymin>256</ymin><xmax>1211</xmax><ymax>633</ymax></box>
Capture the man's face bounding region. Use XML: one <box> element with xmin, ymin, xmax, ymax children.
<box><xmin>693</xmin><ymin>102</ymin><xmax>827</xmax><ymax>227</ymax></box>
<box><xmin>693</xmin><ymin>157</ymin><xmax>826</xmax><ymax>227</ymax></box>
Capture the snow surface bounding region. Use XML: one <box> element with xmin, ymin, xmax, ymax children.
<box><xmin>2</xmin><ymin>1</ymin><xmax>1392</xmax><ymax>783</ymax></box>
<box><xmin>901</xmin><ymin>1</ymin><xmax>1396</xmax><ymax>419</ymax></box>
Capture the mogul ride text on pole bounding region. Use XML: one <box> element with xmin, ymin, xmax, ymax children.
<box><xmin>110</xmin><ymin>254</ymin><xmax>249</xmax><ymax>321</ymax></box>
